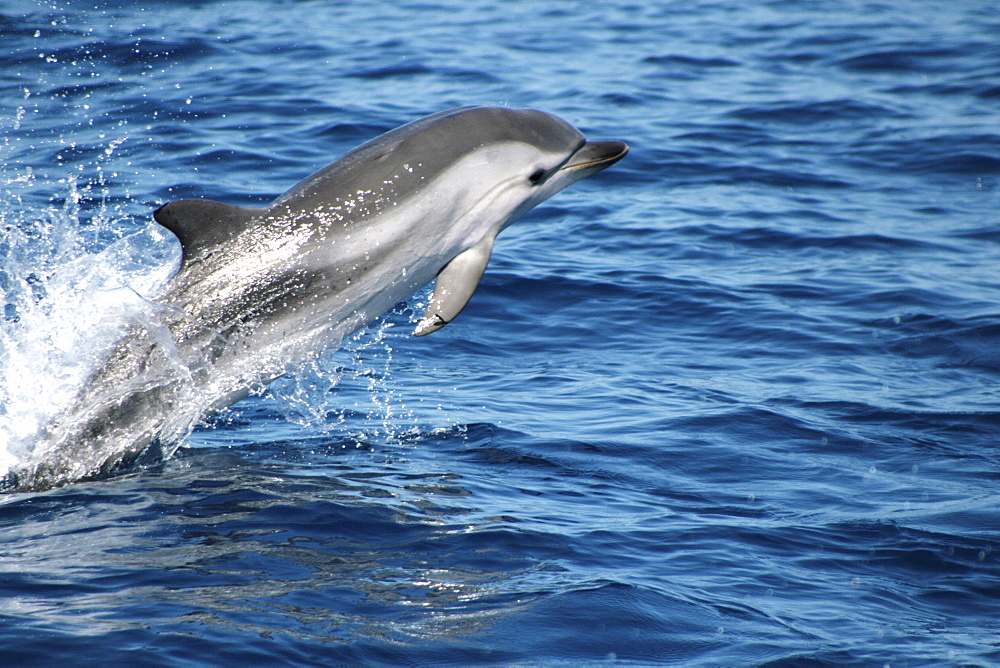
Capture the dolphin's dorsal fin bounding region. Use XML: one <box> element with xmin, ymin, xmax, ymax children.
<box><xmin>413</xmin><ymin>235</ymin><xmax>495</xmax><ymax>336</ymax></box>
<box><xmin>154</xmin><ymin>199</ymin><xmax>262</xmax><ymax>267</ymax></box>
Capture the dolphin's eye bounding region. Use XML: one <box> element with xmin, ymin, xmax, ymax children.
<box><xmin>528</xmin><ymin>168</ymin><xmax>547</xmax><ymax>185</ymax></box>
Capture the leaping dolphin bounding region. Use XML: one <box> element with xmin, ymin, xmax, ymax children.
<box><xmin>9</xmin><ymin>106</ymin><xmax>628</xmax><ymax>491</ymax></box>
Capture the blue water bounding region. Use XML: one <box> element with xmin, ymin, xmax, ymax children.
<box><xmin>2</xmin><ymin>0</ymin><xmax>999</xmax><ymax>664</ymax></box>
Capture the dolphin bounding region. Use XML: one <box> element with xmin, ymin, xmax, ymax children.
<box><xmin>8</xmin><ymin>106</ymin><xmax>627</xmax><ymax>491</ymax></box>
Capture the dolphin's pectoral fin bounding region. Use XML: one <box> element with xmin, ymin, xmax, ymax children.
<box><xmin>154</xmin><ymin>199</ymin><xmax>263</xmax><ymax>268</ymax></box>
<box><xmin>413</xmin><ymin>236</ymin><xmax>495</xmax><ymax>337</ymax></box>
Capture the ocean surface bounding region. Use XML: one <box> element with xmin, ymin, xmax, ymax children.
<box><xmin>2</xmin><ymin>0</ymin><xmax>999</xmax><ymax>664</ymax></box>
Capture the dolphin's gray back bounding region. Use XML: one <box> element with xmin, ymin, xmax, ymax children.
<box><xmin>271</xmin><ymin>106</ymin><xmax>586</xmax><ymax>217</ymax></box>
<box><xmin>157</xmin><ymin>107</ymin><xmax>586</xmax><ymax>270</ymax></box>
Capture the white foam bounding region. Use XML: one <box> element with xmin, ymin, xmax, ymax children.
<box><xmin>0</xmin><ymin>177</ymin><xmax>179</xmax><ymax>477</ymax></box>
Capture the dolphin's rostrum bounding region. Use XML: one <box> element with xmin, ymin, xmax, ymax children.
<box><xmin>9</xmin><ymin>106</ymin><xmax>627</xmax><ymax>491</ymax></box>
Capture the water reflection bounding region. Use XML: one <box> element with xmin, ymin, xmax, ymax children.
<box><xmin>0</xmin><ymin>445</ymin><xmax>536</xmax><ymax>646</ymax></box>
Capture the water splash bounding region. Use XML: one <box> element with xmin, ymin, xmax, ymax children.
<box><xmin>266</xmin><ymin>301</ymin><xmax>428</xmax><ymax>446</ymax></box>
<box><xmin>0</xmin><ymin>173</ymin><xmax>179</xmax><ymax>477</ymax></box>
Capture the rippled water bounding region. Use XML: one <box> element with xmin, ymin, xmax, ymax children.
<box><xmin>2</xmin><ymin>0</ymin><xmax>999</xmax><ymax>664</ymax></box>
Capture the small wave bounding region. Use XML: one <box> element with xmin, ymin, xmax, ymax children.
<box><xmin>4</xmin><ymin>36</ymin><xmax>221</xmax><ymax>73</ymax></box>
<box><xmin>346</xmin><ymin>61</ymin><xmax>433</xmax><ymax>80</ymax></box>
<box><xmin>884</xmin><ymin>82</ymin><xmax>1000</xmax><ymax>100</ymax></box>
<box><xmin>634</xmin><ymin>145</ymin><xmax>851</xmax><ymax>189</ymax></box>
<box><xmin>871</xmin><ymin>313</ymin><xmax>1000</xmax><ymax>374</ymax></box>
<box><xmin>677</xmin><ymin>162</ymin><xmax>852</xmax><ymax>189</ymax></box>
<box><xmin>835</xmin><ymin>47</ymin><xmax>984</xmax><ymax>73</ymax></box>
<box><xmin>949</xmin><ymin>225</ymin><xmax>1000</xmax><ymax>243</ymax></box>
<box><xmin>315</xmin><ymin>121</ymin><xmax>394</xmax><ymax>141</ymax></box>
<box><xmin>728</xmin><ymin>99</ymin><xmax>904</xmax><ymax>126</ymax></box>
<box><xmin>643</xmin><ymin>54</ymin><xmax>740</xmax><ymax>68</ymax></box>
<box><xmin>672</xmin><ymin>124</ymin><xmax>774</xmax><ymax>146</ymax></box>
<box><xmin>679</xmin><ymin>223</ymin><xmax>955</xmax><ymax>254</ymax></box>
<box><xmin>844</xmin><ymin>133</ymin><xmax>1000</xmax><ymax>178</ymax></box>
<box><xmin>186</xmin><ymin>147</ymin><xmax>299</xmax><ymax>172</ymax></box>
<box><xmin>598</xmin><ymin>92</ymin><xmax>646</xmax><ymax>107</ymax></box>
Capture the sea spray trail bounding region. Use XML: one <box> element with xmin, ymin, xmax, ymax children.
<box><xmin>0</xmin><ymin>177</ymin><xmax>178</xmax><ymax>474</ymax></box>
<box><xmin>2</xmin><ymin>0</ymin><xmax>1000</xmax><ymax>664</ymax></box>
<box><xmin>266</xmin><ymin>303</ymin><xmax>432</xmax><ymax>443</ymax></box>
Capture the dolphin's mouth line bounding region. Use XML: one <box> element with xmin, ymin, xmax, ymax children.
<box><xmin>561</xmin><ymin>140</ymin><xmax>630</xmax><ymax>172</ymax></box>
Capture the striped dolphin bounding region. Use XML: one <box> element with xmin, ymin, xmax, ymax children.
<box><xmin>9</xmin><ymin>106</ymin><xmax>628</xmax><ymax>490</ymax></box>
